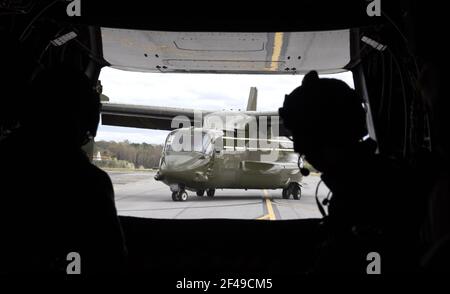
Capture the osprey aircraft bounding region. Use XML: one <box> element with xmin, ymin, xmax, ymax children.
<box><xmin>101</xmin><ymin>87</ymin><xmax>305</xmax><ymax>201</ymax></box>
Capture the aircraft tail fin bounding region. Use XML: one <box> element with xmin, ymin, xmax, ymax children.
<box><xmin>246</xmin><ymin>87</ymin><xmax>258</xmax><ymax>111</ymax></box>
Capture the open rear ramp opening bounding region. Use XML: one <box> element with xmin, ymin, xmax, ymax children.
<box><xmin>96</xmin><ymin>65</ymin><xmax>353</xmax><ymax>221</ymax></box>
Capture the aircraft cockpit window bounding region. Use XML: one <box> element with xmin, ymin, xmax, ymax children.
<box><xmin>165</xmin><ymin>131</ymin><xmax>212</xmax><ymax>154</ymax></box>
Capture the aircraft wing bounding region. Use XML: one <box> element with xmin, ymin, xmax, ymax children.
<box><xmin>101</xmin><ymin>104</ymin><xmax>290</xmax><ymax>136</ymax></box>
<box><xmin>101</xmin><ymin>103</ymin><xmax>212</xmax><ymax>131</ymax></box>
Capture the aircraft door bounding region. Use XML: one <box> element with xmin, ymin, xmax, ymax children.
<box><xmin>212</xmin><ymin>135</ymin><xmax>244</xmax><ymax>186</ymax></box>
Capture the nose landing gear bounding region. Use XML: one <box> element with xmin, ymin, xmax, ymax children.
<box><xmin>170</xmin><ymin>184</ymin><xmax>188</xmax><ymax>201</ymax></box>
<box><xmin>170</xmin><ymin>186</ymin><xmax>215</xmax><ymax>201</ymax></box>
<box><xmin>172</xmin><ymin>190</ymin><xmax>188</xmax><ymax>201</ymax></box>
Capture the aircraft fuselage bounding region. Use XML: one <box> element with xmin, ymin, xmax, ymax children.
<box><xmin>155</xmin><ymin>127</ymin><xmax>302</xmax><ymax>200</ymax></box>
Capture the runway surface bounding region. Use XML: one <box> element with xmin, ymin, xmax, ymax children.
<box><xmin>108</xmin><ymin>171</ymin><xmax>327</xmax><ymax>220</ymax></box>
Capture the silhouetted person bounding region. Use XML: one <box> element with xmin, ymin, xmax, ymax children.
<box><xmin>0</xmin><ymin>30</ymin><xmax>34</xmax><ymax>139</ymax></box>
<box><xmin>0</xmin><ymin>66</ymin><xmax>126</xmax><ymax>274</ymax></box>
<box><xmin>279</xmin><ymin>71</ymin><xmax>425</xmax><ymax>272</ymax></box>
<box><xmin>415</xmin><ymin>26</ymin><xmax>450</xmax><ymax>272</ymax></box>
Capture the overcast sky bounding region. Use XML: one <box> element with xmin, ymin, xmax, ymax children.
<box><xmin>96</xmin><ymin>67</ymin><xmax>354</xmax><ymax>145</ymax></box>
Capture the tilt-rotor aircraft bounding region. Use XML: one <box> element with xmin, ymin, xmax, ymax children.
<box><xmin>102</xmin><ymin>87</ymin><xmax>305</xmax><ymax>201</ymax></box>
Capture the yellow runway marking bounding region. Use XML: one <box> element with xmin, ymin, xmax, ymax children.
<box><xmin>257</xmin><ymin>190</ymin><xmax>276</xmax><ymax>220</ymax></box>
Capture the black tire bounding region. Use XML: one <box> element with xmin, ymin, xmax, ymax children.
<box><xmin>196</xmin><ymin>190</ymin><xmax>205</xmax><ymax>197</ymax></box>
<box><xmin>291</xmin><ymin>183</ymin><xmax>301</xmax><ymax>200</ymax></box>
<box><xmin>206</xmin><ymin>188</ymin><xmax>215</xmax><ymax>197</ymax></box>
<box><xmin>172</xmin><ymin>191</ymin><xmax>179</xmax><ymax>201</ymax></box>
<box><xmin>282</xmin><ymin>188</ymin><xmax>290</xmax><ymax>199</ymax></box>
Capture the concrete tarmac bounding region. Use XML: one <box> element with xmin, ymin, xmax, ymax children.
<box><xmin>108</xmin><ymin>171</ymin><xmax>326</xmax><ymax>220</ymax></box>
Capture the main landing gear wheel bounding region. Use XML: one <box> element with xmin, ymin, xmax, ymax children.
<box><xmin>172</xmin><ymin>190</ymin><xmax>188</xmax><ymax>201</ymax></box>
<box><xmin>282</xmin><ymin>188</ymin><xmax>289</xmax><ymax>199</ymax></box>
<box><xmin>291</xmin><ymin>183</ymin><xmax>301</xmax><ymax>200</ymax></box>
<box><xmin>282</xmin><ymin>183</ymin><xmax>302</xmax><ymax>200</ymax></box>
<box><xmin>206</xmin><ymin>188</ymin><xmax>215</xmax><ymax>197</ymax></box>
<box><xmin>196</xmin><ymin>190</ymin><xmax>205</xmax><ymax>197</ymax></box>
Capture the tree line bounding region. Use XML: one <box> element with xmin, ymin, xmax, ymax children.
<box><xmin>94</xmin><ymin>140</ymin><xmax>163</xmax><ymax>169</ymax></box>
